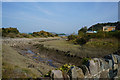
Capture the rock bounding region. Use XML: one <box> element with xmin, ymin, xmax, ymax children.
<box><xmin>71</xmin><ymin>67</ymin><xmax>84</xmax><ymax>79</ymax></box>
<box><xmin>76</xmin><ymin>67</ymin><xmax>84</xmax><ymax>78</ymax></box>
<box><xmin>111</xmin><ymin>54</ymin><xmax>118</xmax><ymax>70</ymax></box>
<box><xmin>114</xmin><ymin>64</ymin><xmax>118</xmax><ymax>70</ymax></box>
<box><xmin>88</xmin><ymin>59</ymin><xmax>96</xmax><ymax>75</ymax></box>
<box><xmin>114</xmin><ymin>55</ymin><xmax>120</xmax><ymax>63</ymax></box>
<box><xmin>100</xmin><ymin>69</ymin><xmax>109</xmax><ymax>78</ymax></box>
<box><xmin>94</xmin><ymin>58</ymin><xmax>101</xmax><ymax>72</ymax></box>
<box><xmin>111</xmin><ymin>54</ymin><xmax>118</xmax><ymax>64</ymax></box>
<box><xmin>109</xmin><ymin>69</ymin><xmax>118</xmax><ymax>78</ymax></box>
<box><xmin>81</xmin><ymin>65</ymin><xmax>90</xmax><ymax>77</ymax></box>
<box><xmin>99</xmin><ymin>59</ymin><xmax>109</xmax><ymax>70</ymax></box>
<box><xmin>62</xmin><ymin>71</ymin><xmax>70</xmax><ymax>80</ymax></box>
<box><xmin>108</xmin><ymin>60</ymin><xmax>113</xmax><ymax>69</ymax></box>
<box><xmin>116</xmin><ymin>67</ymin><xmax>120</xmax><ymax>78</ymax></box>
<box><xmin>51</xmin><ymin>70</ymin><xmax>63</xmax><ymax>79</ymax></box>
<box><xmin>88</xmin><ymin>58</ymin><xmax>101</xmax><ymax>75</ymax></box>
<box><xmin>71</xmin><ymin>67</ymin><xmax>77</xmax><ymax>79</ymax></box>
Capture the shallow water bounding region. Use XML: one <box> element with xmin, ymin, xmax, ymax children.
<box><xmin>25</xmin><ymin>50</ymin><xmax>57</xmax><ymax>68</ymax></box>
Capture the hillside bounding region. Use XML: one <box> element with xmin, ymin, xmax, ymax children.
<box><xmin>88</xmin><ymin>21</ymin><xmax>120</xmax><ymax>31</ymax></box>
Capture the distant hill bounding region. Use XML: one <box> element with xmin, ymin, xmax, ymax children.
<box><xmin>88</xmin><ymin>22</ymin><xmax>120</xmax><ymax>31</ymax></box>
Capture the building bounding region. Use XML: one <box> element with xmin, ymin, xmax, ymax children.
<box><xmin>86</xmin><ymin>31</ymin><xmax>97</xmax><ymax>33</ymax></box>
<box><xmin>103</xmin><ymin>26</ymin><xmax>116</xmax><ymax>32</ymax></box>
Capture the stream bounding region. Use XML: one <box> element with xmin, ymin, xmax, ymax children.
<box><xmin>21</xmin><ymin>49</ymin><xmax>57</xmax><ymax>68</ymax></box>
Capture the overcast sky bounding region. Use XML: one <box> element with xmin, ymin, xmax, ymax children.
<box><xmin>2</xmin><ymin>2</ymin><xmax>118</xmax><ymax>34</ymax></box>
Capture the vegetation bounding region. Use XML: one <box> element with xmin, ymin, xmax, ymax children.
<box><xmin>88</xmin><ymin>21</ymin><xmax>120</xmax><ymax>31</ymax></box>
<box><xmin>44</xmin><ymin>64</ymin><xmax>75</xmax><ymax>77</ymax></box>
<box><xmin>2</xmin><ymin>27</ymin><xmax>58</xmax><ymax>38</ymax></box>
<box><xmin>68</xmin><ymin>22</ymin><xmax>120</xmax><ymax>45</ymax></box>
<box><xmin>2</xmin><ymin>44</ymin><xmax>53</xmax><ymax>78</ymax></box>
<box><xmin>32</xmin><ymin>30</ymin><xmax>57</xmax><ymax>37</ymax></box>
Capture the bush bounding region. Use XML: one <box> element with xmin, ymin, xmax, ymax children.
<box><xmin>68</xmin><ymin>34</ymin><xmax>77</xmax><ymax>41</ymax></box>
<box><xmin>32</xmin><ymin>30</ymin><xmax>55</xmax><ymax>37</ymax></box>
<box><xmin>2</xmin><ymin>27</ymin><xmax>19</xmax><ymax>37</ymax></box>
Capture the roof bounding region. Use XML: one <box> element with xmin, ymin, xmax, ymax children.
<box><xmin>103</xmin><ymin>26</ymin><xmax>116</xmax><ymax>28</ymax></box>
<box><xmin>86</xmin><ymin>31</ymin><xmax>97</xmax><ymax>33</ymax></box>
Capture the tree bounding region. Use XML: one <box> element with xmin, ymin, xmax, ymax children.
<box><xmin>78</xmin><ymin>26</ymin><xmax>87</xmax><ymax>34</ymax></box>
<box><xmin>116</xmin><ymin>22</ymin><xmax>120</xmax><ymax>30</ymax></box>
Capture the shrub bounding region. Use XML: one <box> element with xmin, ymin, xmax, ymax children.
<box><xmin>32</xmin><ymin>30</ymin><xmax>55</xmax><ymax>37</ymax></box>
<box><xmin>68</xmin><ymin>34</ymin><xmax>77</xmax><ymax>41</ymax></box>
<box><xmin>82</xmin><ymin>57</ymin><xmax>91</xmax><ymax>65</ymax></box>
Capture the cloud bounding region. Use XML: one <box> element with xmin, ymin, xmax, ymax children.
<box><xmin>2</xmin><ymin>0</ymin><xmax>120</xmax><ymax>2</ymax></box>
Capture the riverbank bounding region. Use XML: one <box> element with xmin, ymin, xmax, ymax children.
<box><xmin>2</xmin><ymin>37</ymin><xmax>119</xmax><ymax>78</ymax></box>
<box><xmin>2</xmin><ymin>37</ymin><xmax>62</xmax><ymax>78</ymax></box>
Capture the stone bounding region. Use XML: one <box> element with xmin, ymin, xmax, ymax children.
<box><xmin>71</xmin><ymin>66</ymin><xmax>84</xmax><ymax>79</ymax></box>
<box><xmin>108</xmin><ymin>69</ymin><xmax>118</xmax><ymax>78</ymax></box>
<box><xmin>71</xmin><ymin>67</ymin><xmax>77</xmax><ymax>79</ymax></box>
<box><xmin>114</xmin><ymin>55</ymin><xmax>120</xmax><ymax>63</ymax></box>
<box><xmin>99</xmin><ymin>59</ymin><xmax>109</xmax><ymax>70</ymax></box>
<box><xmin>76</xmin><ymin>68</ymin><xmax>84</xmax><ymax>78</ymax></box>
<box><xmin>62</xmin><ymin>71</ymin><xmax>70</xmax><ymax>80</ymax></box>
<box><xmin>51</xmin><ymin>70</ymin><xmax>64</xmax><ymax>79</ymax></box>
<box><xmin>93</xmin><ymin>58</ymin><xmax>101</xmax><ymax>72</ymax></box>
<box><xmin>81</xmin><ymin>65</ymin><xmax>90</xmax><ymax>77</ymax></box>
<box><xmin>108</xmin><ymin>60</ymin><xmax>113</xmax><ymax>69</ymax></box>
<box><xmin>111</xmin><ymin>54</ymin><xmax>118</xmax><ymax>64</ymax></box>
<box><xmin>116</xmin><ymin>67</ymin><xmax>120</xmax><ymax>78</ymax></box>
<box><xmin>100</xmin><ymin>70</ymin><xmax>109</xmax><ymax>78</ymax></box>
<box><xmin>114</xmin><ymin>64</ymin><xmax>118</xmax><ymax>70</ymax></box>
<box><xmin>88</xmin><ymin>58</ymin><xmax>101</xmax><ymax>75</ymax></box>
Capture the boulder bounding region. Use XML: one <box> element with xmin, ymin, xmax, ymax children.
<box><xmin>111</xmin><ymin>54</ymin><xmax>118</xmax><ymax>70</ymax></box>
<box><xmin>100</xmin><ymin>69</ymin><xmax>109</xmax><ymax>78</ymax></box>
<box><xmin>88</xmin><ymin>58</ymin><xmax>101</xmax><ymax>75</ymax></box>
<box><xmin>71</xmin><ymin>67</ymin><xmax>84</xmax><ymax>79</ymax></box>
<box><xmin>114</xmin><ymin>64</ymin><xmax>118</xmax><ymax>70</ymax></box>
<box><xmin>108</xmin><ymin>60</ymin><xmax>113</xmax><ymax>69</ymax></box>
<box><xmin>76</xmin><ymin>68</ymin><xmax>84</xmax><ymax>78</ymax></box>
<box><xmin>116</xmin><ymin>67</ymin><xmax>120</xmax><ymax>78</ymax></box>
<box><xmin>99</xmin><ymin>59</ymin><xmax>109</xmax><ymax>70</ymax></box>
<box><xmin>62</xmin><ymin>71</ymin><xmax>70</xmax><ymax>80</ymax></box>
<box><xmin>81</xmin><ymin>65</ymin><xmax>90</xmax><ymax>77</ymax></box>
<box><xmin>109</xmin><ymin>69</ymin><xmax>118</xmax><ymax>78</ymax></box>
<box><xmin>111</xmin><ymin>54</ymin><xmax>118</xmax><ymax>64</ymax></box>
<box><xmin>51</xmin><ymin>70</ymin><xmax>64</xmax><ymax>79</ymax></box>
<box><xmin>114</xmin><ymin>55</ymin><xmax>120</xmax><ymax>63</ymax></box>
<box><xmin>94</xmin><ymin>58</ymin><xmax>101</xmax><ymax>72</ymax></box>
<box><xmin>71</xmin><ymin>67</ymin><xmax>77</xmax><ymax>79</ymax></box>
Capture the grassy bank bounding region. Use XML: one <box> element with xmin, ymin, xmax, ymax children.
<box><xmin>2</xmin><ymin>44</ymin><xmax>54</xmax><ymax>78</ymax></box>
<box><xmin>40</xmin><ymin>38</ymin><xmax>119</xmax><ymax>58</ymax></box>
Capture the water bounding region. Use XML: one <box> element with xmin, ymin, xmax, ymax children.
<box><xmin>27</xmin><ymin>50</ymin><xmax>57</xmax><ymax>68</ymax></box>
<box><xmin>27</xmin><ymin>50</ymin><xmax>35</xmax><ymax>54</ymax></box>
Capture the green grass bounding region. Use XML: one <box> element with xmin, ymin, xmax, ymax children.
<box><xmin>2</xmin><ymin>44</ymin><xmax>54</xmax><ymax>78</ymax></box>
<box><xmin>40</xmin><ymin>40</ymin><xmax>81</xmax><ymax>56</ymax></box>
<box><xmin>40</xmin><ymin>38</ymin><xmax>119</xmax><ymax>58</ymax></box>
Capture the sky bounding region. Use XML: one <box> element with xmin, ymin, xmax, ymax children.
<box><xmin>2</xmin><ymin>0</ymin><xmax>120</xmax><ymax>2</ymax></box>
<box><xmin>2</xmin><ymin>2</ymin><xmax>118</xmax><ymax>34</ymax></box>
